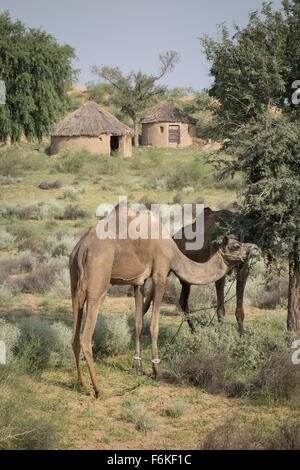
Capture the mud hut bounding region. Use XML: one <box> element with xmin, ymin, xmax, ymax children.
<box><xmin>140</xmin><ymin>101</ymin><xmax>197</xmax><ymax>148</ymax></box>
<box><xmin>51</xmin><ymin>101</ymin><xmax>133</xmax><ymax>157</ymax></box>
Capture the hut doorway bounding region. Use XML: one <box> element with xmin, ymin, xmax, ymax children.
<box><xmin>110</xmin><ymin>136</ymin><xmax>119</xmax><ymax>154</ymax></box>
<box><xmin>168</xmin><ymin>125</ymin><xmax>180</xmax><ymax>144</ymax></box>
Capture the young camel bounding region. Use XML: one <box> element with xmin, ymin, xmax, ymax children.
<box><xmin>144</xmin><ymin>207</ymin><xmax>254</xmax><ymax>333</ymax></box>
<box><xmin>69</xmin><ymin>204</ymin><xmax>260</xmax><ymax>398</ymax></box>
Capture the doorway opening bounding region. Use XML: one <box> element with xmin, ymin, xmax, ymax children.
<box><xmin>110</xmin><ymin>136</ymin><xmax>119</xmax><ymax>155</ymax></box>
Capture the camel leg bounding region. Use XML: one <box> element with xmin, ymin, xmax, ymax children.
<box><xmin>81</xmin><ymin>289</ymin><xmax>108</xmax><ymax>398</ymax></box>
<box><xmin>132</xmin><ymin>285</ymin><xmax>144</xmax><ymax>374</ymax></box>
<box><xmin>143</xmin><ymin>279</ymin><xmax>154</xmax><ymax>316</ymax></box>
<box><xmin>179</xmin><ymin>281</ymin><xmax>196</xmax><ymax>333</ymax></box>
<box><xmin>71</xmin><ymin>298</ymin><xmax>87</xmax><ymax>389</ymax></box>
<box><xmin>150</xmin><ymin>273</ymin><xmax>167</xmax><ymax>378</ymax></box>
<box><xmin>215</xmin><ymin>276</ymin><xmax>226</xmax><ymax>322</ymax></box>
<box><xmin>235</xmin><ymin>262</ymin><xmax>249</xmax><ymax>334</ymax></box>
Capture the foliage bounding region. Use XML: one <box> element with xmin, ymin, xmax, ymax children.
<box><xmin>201</xmin><ymin>1</ymin><xmax>300</xmax><ymax>330</ymax></box>
<box><xmin>0</xmin><ymin>229</ymin><xmax>15</xmax><ymax>249</ymax></box>
<box><xmin>15</xmin><ymin>318</ymin><xmax>73</xmax><ymax>372</ymax></box>
<box><xmin>93</xmin><ymin>315</ymin><xmax>131</xmax><ymax>357</ymax></box>
<box><xmin>0</xmin><ymin>11</ymin><xmax>77</xmax><ymax>142</ymax></box>
<box><xmin>91</xmin><ymin>51</ymin><xmax>179</xmax><ymax>144</ymax></box>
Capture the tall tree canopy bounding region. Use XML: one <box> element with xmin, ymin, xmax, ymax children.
<box><xmin>0</xmin><ymin>11</ymin><xmax>77</xmax><ymax>142</ymax></box>
<box><xmin>91</xmin><ymin>51</ymin><xmax>179</xmax><ymax>146</ymax></box>
<box><xmin>201</xmin><ymin>0</ymin><xmax>300</xmax><ymax>330</ymax></box>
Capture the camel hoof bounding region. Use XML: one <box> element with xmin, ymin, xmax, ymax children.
<box><xmin>94</xmin><ymin>387</ymin><xmax>106</xmax><ymax>399</ymax></box>
<box><xmin>132</xmin><ymin>366</ymin><xmax>144</xmax><ymax>375</ymax></box>
<box><xmin>152</xmin><ymin>364</ymin><xmax>162</xmax><ymax>379</ymax></box>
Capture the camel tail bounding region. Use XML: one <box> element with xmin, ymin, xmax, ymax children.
<box><xmin>77</xmin><ymin>243</ymin><xmax>88</xmax><ymax>286</ymax></box>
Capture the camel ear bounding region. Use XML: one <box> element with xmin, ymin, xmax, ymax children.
<box><xmin>222</xmin><ymin>236</ymin><xmax>229</xmax><ymax>245</ymax></box>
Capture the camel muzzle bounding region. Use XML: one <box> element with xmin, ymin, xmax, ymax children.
<box><xmin>247</xmin><ymin>244</ymin><xmax>261</xmax><ymax>258</ymax></box>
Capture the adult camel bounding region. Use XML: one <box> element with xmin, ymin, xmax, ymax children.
<box><xmin>144</xmin><ymin>207</ymin><xmax>252</xmax><ymax>333</ymax></box>
<box><xmin>69</xmin><ymin>203</ymin><xmax>260</xmax><ymax>398</ymax></box>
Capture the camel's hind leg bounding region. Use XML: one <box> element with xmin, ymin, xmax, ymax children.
<box><xmin>215</xmin><ymin>276</ymin><xmax>226</xmax><ymax>322</ymax></box>
<box><xmin>71</xmin><ymin>296</ymin><xmax>86</xmax><ymax>389</ymax></box>
<box><xmin>179</xmin><ymin>281</ymin><xmax>196</xmax><ymax>333</ymax></box>
<box><xmin>81</xmin><ymin>286</ymin><xmax>109</xmax><ymax>399</ymax></box>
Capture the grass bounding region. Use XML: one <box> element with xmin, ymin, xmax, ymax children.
<box><xmin>0</xmin><ymin>142</ymin><xmax>299</xmax><ymax>450</ymax></box>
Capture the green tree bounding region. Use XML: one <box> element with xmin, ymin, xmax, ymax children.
<box><xmin>91</xmin><ymin>51</ymin><xmax>179</xmax><ymax>146</ymax></box>
<box><xmin>0</xmin><ymin>11</ymin><xmax>77</xmax><ymax>143</ymax></box>
<box><xmin>201</xmin><ymin>1</ymin><xmax>300</xmax><ymax>330</ymax></box>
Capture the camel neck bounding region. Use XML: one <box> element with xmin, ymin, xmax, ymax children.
<box><xmin>170</xmin><ymin>242</ymin><xmax>229</xmax><ymax>285</ymax></box>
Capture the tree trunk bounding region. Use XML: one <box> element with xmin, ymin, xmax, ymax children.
<box><xmin>287</xmin><ymin>241</ymin><xmax>300</xmax><ymax>331</ymax></box>
<box><xmin>133</xmin><ymin>118</ymin><xmax>139</xmax><ymax>147</ymax></box>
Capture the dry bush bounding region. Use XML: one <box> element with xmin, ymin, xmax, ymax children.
<box><xmin>170</xmin><ymin>352</ymin><xmax>226</xmax><ymax>394</ymax></box>
<box><xmin>108</xmin><ymin>284</ymin><xmax>132</xmax><ymax>297</ymax></box>
<box><xmin>6</xmin><ymin>223</ymin><xmax>35</xmax><ymax>243</ymax></box>
<box><xmin>8</xmin><ymin>264</ymin><xmax>61</xmax><ymax>294</ymax></box>
<box><xmin>267</xmin><ymin>420</ymin><xmax>300</xmax><ymax>450</ymax></box>
<box><xmin>200</xmin><ymin>417</ymin><xmax>258</xmax><ymax>450</ymax></box>
<box><xmin>173</xmin><ymin>193</ymin><xmax>184</xmax><ymax>204</ymax></box>
<box><xmin>58</xmin><ymin>204</ymin><xmax>85</xmax><ymax>220</ymax></box>
<box><xmin>18</xmin><ymin>236</ymin><xmax>41</xmax><ymax>253</ymax></box>
<box><xmin>0</xmin><ymin>252</ymin><xmax>36</xmax><ymax>284</ymax></box>
<box><xmin>250</xmin><ymin>352</ymin><xmax>300</xmax><ymax>401</ymax></box>
<box><xmin>138</xmin><ymin>196</ymin><xmax>156</xmax><ymax>210</ymax></box>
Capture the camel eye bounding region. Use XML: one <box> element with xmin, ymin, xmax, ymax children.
<box><xmin>232</xmin><ymin>243</ymin><xmax>240</xmax><ymax>249</ymax></box>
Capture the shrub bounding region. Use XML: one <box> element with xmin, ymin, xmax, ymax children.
<box><xmin>173</xmin><ymin>193</ymin><xmax>184</xmax><ymax>204</ymax></box>
<box><xmin>93</xmin><ymin>315</ymin><xmax>131</xmax><ymax>357</ymax></box>
<box><xmin>61</xmin><ymin>186</ymin><xmax>77</xmax><ymax>200</ymax></box>
<box><xmin>48</xmin><ymin>322</ymin><xmax>74</xmax><ymax>370</ymax></box>
<box><xmin>16</xmin><ymin>318</ymin><xmax>74</xmax><ymax>372</ymax></box>
<box><xmin>54</xmin><ymin>148</ymin><xmax>85</xmax><ymax>173</ymax></box>
<box><xmin>43</xmin><ymin>234</ymin><xmax>77</xmax><ymax>259</ymax></box>
<box><xmin>16</xmin><ymin>318</ymin><xmax>59</xmax><ymax>372</ymax></box>
<box><xmin>0</xmin><ymin>319</ymin><xmax>20</xmax><ymax>363</ymax></box>
<box><xmin>59</xmin><ymin>204</ymin><xmax>85</xmax><ymax>220</ymax></box>
<box><xmin>169</xmin><ymin>352</ymin><xmax>226</xmax><ymax>393</ymax></box>
<box><xmin>0</xmin><ymin>251</ymin><xmax>37</xmax><ymax>284</ymax></box>
<box><xmin>200</xmin><ymin>417</ymin><xmax>257</xmax><ymax>450</ymax></box>
<box><xmin>165</xmin><ymin>399</ymin><xmax>188</xmax><ymax>418</ymax></box>
<box><xmin>267</xmin><ymin>421</ymin><xmax>300</xmax><ymax>450</ymax></box>
<box><xmin>121</xmin><ymin>400</ymin><xmax>155</xmax><ymax>433</ymax></box>
<box><xmin>10</xmin><ymin>264</ymin><xmax>62</xmax><ymax>294</ymax></box>
<box><xmin>48</xmin><ymin>268</ymin><xmax>70</xmax><ymax>298</ymax></box>
<box><xmin>0</xmin><ymin>229</ymin><xmax>15</xmax><ymax>249</ymax></box>
<box><xmin>249</xmin><ymin>352</ymin><xmax>300</xmax><ymax>402</ymax></box>
<box><xmin>6</xmin><ymin>223</ymin><xmax>35</xmax><ymax>243</ymax></box>
<box><xmin>0</xmin><ymin>283</ymin><xmax>15</xmax><ymax>306</ymax></box>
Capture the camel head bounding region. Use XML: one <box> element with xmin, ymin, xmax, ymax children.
<box><xmin>220</xmin><ymin>237</ymin><xmax>261</xmax><ymax>264</ymax></box>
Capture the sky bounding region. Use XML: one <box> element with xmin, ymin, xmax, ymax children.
<box><xmin>0</xmin><ymin>0</ymin><xmax>284</xmax><ymax>91</ymax></box>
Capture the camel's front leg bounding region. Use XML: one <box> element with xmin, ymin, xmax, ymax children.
<box><xmin>215</xmin><ymin>276</ymin><xmax>226</xmax><ymax>322</ymax></box>
<box><xmin>235</xmin><ymin>261</ymin><xmax>249</xmax><ymax>334</ymax></box>
<box><xmin>132</xmin><ymin>285</ymin><xmax>144</xmax><ymax>374</ymax></box>
<box><xmin>150</xmin><ymin>273</ymin><xmax>167</xmax><ymax>378</ymax></box>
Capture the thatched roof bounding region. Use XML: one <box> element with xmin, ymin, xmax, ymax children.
<box><xmin>140</xmin><ymin>101</ymin><xmax>197</xmax><ymax>125</ymax></box>
<box><xmin>52</xmin><ymin>101</ymin><xmax>133</xmax><ymax>137</ymax></box>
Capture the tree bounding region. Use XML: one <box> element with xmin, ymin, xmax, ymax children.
<box><xmin>201</xmin><ymin>1</ymin><xmax>300</xmax><ymax>331</ymax></box>
<box><xmin>91</xmin><ymin>51</ymin><xmax>179</xmax><ymax>146</ymax></box>
<box><xmin>0</xmin><ymin>11</ymin><xmax>77</xmax><ymax>143</ymax></box>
